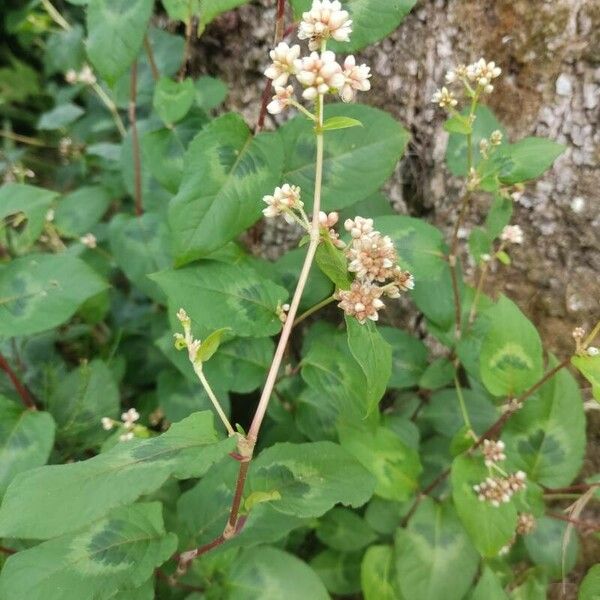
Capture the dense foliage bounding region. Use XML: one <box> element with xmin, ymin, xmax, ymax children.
<box><xmin>0</xmin><ymin>0</ymin><xmax>599</xmax><ymax>598</ymax></box>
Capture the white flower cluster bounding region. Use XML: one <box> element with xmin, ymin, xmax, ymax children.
<box><xmin>433</xmin><ymin>58</ymin><xmax>502</xmax><ymax>110</ymax></box>
<box><xmin>482</xmin><ymin>439</ymin><xmax>506</xmax><ymax>467</ymax></box>
<box><xmin>500</xmin><ymin>224</ymin><xmax>524</xmax><ymax>245</ymax></box>
<box><xmin>101</xmin><ymin>407</ymin><xmax>140</xmax><ymax>442</ymax></box>
<box><xmin>80</xmin><ymin>233</ymin><xmax>97</xmax><ymax>249</ymax></box>
<box><xmin>262</xmin><ymin>184</ymin><xmax>309</xmax><ymax>228</ymax></box>
<box><xmin>264</xmin><ymin>1</ymin><xmax>371</xmax><ymax>115</ymax></box>
<box><xmin>335</xmin><ymin>217</ymin><xmax>414</xmax><ymax>324</ymax></box>
<box><xmin>65</xmin><ymin>65</ymin><xmax>96</xmax><ymax>86</ymax></box>
<box><xmin>473</xmin><ymin>471</ymin><xmax>527</xmax><ymax>507</ymax></box>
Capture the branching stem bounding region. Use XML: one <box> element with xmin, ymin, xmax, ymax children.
<box><xmin>0</xmin><ymin>352</ymin><xmax>36</xmax><ymax>410</ymax></box>
<box><xmin>129</xmin><ymin>62</ymin><xmax>143</xmax><ymax>216</ymax></box>
<box><xmin>293</xmin><ymin>295</ymin><xmax>336</xmax><ymax>328</ymax></box>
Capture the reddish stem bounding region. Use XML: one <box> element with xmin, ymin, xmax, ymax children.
<box><xmin>129</xmin><ymin>62</ymin><xmax>143</xmax><ymax>217</ymax></box>
<box><xmin>0</xmin><ymin>352</ymin><xmax>36</xmax><ymax>410</ymax></box>
<box><xmin>0</xmin><ymin>545</ymin><xmax>16</xmax><ymax>555</ymax></box>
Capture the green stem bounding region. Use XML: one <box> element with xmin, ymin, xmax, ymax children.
<box><xmin>293</xmin><ymin>295</ymin><xmax>336</xmax><ymax>327</ymax></box>
<box><xmin>192</xmin><ymin>362</ymin><xmax>235</xmax><ymax>436</ymax></box>
<box><xmin>584</xmin><ymin>320</ymin><xmax>600</xmax><ymax>349</ymax></box>
<box><xmin>454</xmin><ymin>374</ymin><xmax>473</xmax><ymax>434</ymax></box>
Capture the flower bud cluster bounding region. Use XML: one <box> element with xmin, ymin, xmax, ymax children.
<box><xmin>482</xmin><ymin>439</ymin><xmax>506</xmax><ymax>467</ymax></box>
<box><xmin>100</xmin><ymin>407</ymin><xmax>140</xmax><ymax>442</ymax></box>
<box><xmin>333</xmin><ymin>216</ymin><xmax>414</xmax><ymax>324</ymax></box>
<box><xmin>262</xmin><ymin>184</ymin><xmax>309</xmax><ymax>229</ymax></box>
<box><xmin>65</xmin><ymin>65</ymin><xmax>96</xmax><ymax>86</ymax></box>
<box><xmin>516</xmin><ymin>512</ymin><xmax>536</xmax><ymax>535</ymax></box>
<box><xmin>500</xmin><ymin>224</ymin><xmax>524</xmax><ymax>245</ymax></box>
<box><xmin>473</xmin><ymin>470</ymin><xmax>527</xmax><ymax>507</ymax></box>
<box><xmin>264</xmin><ymin>1</ymin><xmax>371</xmax><ymax>115</ymax></box>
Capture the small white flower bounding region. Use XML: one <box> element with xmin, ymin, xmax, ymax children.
<box><xmin>298</xmin><ymin>0</ymin><xmax>352</xmax><ymax>51</ymax></box>
<box><xmin>121</xmin><ymin>408</ymin><xmax>140</xmax><ymax>429</ymax></box>
<box><xmin>344</xmin><ymin>216</ymin><xmax>374</xmax><ymax>238</ymax></box>
<box><xmin>101</xmin><ymin>417</ymin><xmax>114</xmax><ymax>431</ymax></box>
<box><xmin>65</xmin><ymin>69</ymin><xmax>78</xmax><ymax>84</ymax></box>
<box><xmin>501</xmin><ymin>224</ymin><xmax>524</xmax><ymax>245</ymax></box>
<box><xmin>263</xmin><ymin>184</ymin><xmax>303</xmax><ymax>219</ymax></box>
<box><xmin>432</xmin><ymin>86</ymin><xmax>457</xmax><ymax>109</ymax></box>
<box><xmin>339</xmin><ymin>55</ymin><xmax>371</xmax><ymax>102</ymax></box>
<box><xmin>318</xmin><ymin>211</ymin><xmax>339</xmax><ymax>228</ymax></box>
<box><xmin>572</xmin><ymin>327</ymin><xmax>586</xmax><ymax>340</ymax></box>
<box><xmin>490</xmin><ymin>130</ymin><xmax>503</xmax><ymax>146</ymax></box>
<box><xmin>264</xmin><ymin>42</ymin><xmax>301</xmax><ymax>86</ymax></box>
<box><xmin>45</xmin><ymin>209</ymin><xmax>55</xmax><ymax>222</ymax></box>
<box><xmin>119</xmin><ymin>431</ymin><xmax>134</xmax><ymax>442</ymax></box>
<box><xmin>267</xmin><ymin>85</ymin><xmax>294</xmax><ymax>115</ymax></box>
<box><xmin>295</xmin><ymin>51</ymin><xmax>345</xmax><ymax>100</ymax></box>
<box><xmin>78</xmin><ymin>65</ymin><xmax>96</xmax><ymax>85</ymax></box>
<box><xmin>80</xmin><ymin>233</ymin><xmax>97</xmax><ymax>249</ymax></box>
<box><xmin>466</xmin><ymin>58</ymin><xmax>501</xmax><ymax>88</ymax></box>
<box><xmin>587</xmin><ymin>346</ymin><xmax>599</xmax><ymax>357</ymax></box>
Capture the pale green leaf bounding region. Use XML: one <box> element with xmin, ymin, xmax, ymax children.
<box><xmin>579</xmin><ymin>565</ymin><xmax>600</xmax><ymax>600</ymax></box>
<box><xmin>321</xmin><ymin>116</ymin><xmax>363</xmax><ymax>131</ymax></box>
<box><xmin>54</xmin><ymin>186</ymin><xmax>111</xmax><ymax>238</ymax></box>
<box><xmin>196</xmin><ymin>327</ymin><xmax>231</xmax><ymax>363</ymax></box>
<box><xmin>471</xmin><ymin>567</ymin><xmax>509</xmax><ymax>600</ymax></box>
<box><xmin>38</xmin><ymin>103</ymin><xmax>84</xmax><ymax>130</ymax></box>
<box><xmin>361</xmin><ymin>545</ymin><xmax>400</xmax><ymax>600</ymax></box>
<box><xmin>0</xmin><ymin>254</ymin><xmax>108</xmax><ymax>338</ymax></box>
<box><xmin>0</xmin><ymin>503</ymin><xmax>176</xmax><ymax>600</ymax></box>
<box><xmin>195</xmin><ymin>75</ymin><xmax>228</xmax><ymax>110</ymax></box>
<box><xmin>153</xmin><ymin>77</ymin><xmax>195</xmax><ymax>125</ymax></box>
<box><xmin>572</xmin><ymin>354</ymin><xmax>600</xmax><ymax>401</ymax></box>
<box><xmin>0</xmin><ymin>396</ymin><xmax>55</xmax><ymax>497</ymax></box>
<box><xmin>315</xmin><ymin>237</ymin><xmax>351</xmax><ymax>290</ymax></box>
<box><xmin>0</xmin><ymin>411</ymin><xmax>235</xmax><ymax>539</ymax></box>
<box><xmin>169</xmin><ymin>113</ymin><xmax>283</xmax><ymax>265</ymax></box>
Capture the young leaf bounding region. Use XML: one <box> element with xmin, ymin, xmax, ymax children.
<box><xmin>109</xmin><ymin>212</ymin><xmax>172</xmax><ymax>302</ymax></box>
<box><xmin>444</xmin><ymin>114</ymin><xmax>472</xmax><ymax>135</ymax></box>
<box><xmin>395</xmin><ymin>498</ymin><xmax>479</xmax><ymax>600</ymax></box>
<box><xmin>361</xmin><ymin>545</ymin><xmax>399</xmax><ymax>600</ymax></box>
<box><xmin>152</xmin><ymin>260</ymin><xmax>288</xmax><ymax>338</ymax></box>
<box><xmin>228</xmin><ymin>546</ymin><xmax>329</xmax><ymax>600</ymax></box>
<box><xmin>479</xmin><ymin>295</ymin><xmax>543</xmax><ymax>396</ymax></box>
<box><xmin>169</xmin><ymin>113</ymin><xmax>283</xmax><ymax>265</ymax></box>
<box><xmin>315</xmin><ymin>237</ymin><xmax>351</xmax><ymax>290</ymax></box>
<box><xmin>0</xmin><ymin>503</ymin><xmax>177</xmax><ymax>600</ymax></box>
<box><xmin>246</xmin><ymin>441</ymin><xmax>376</xmax><ymax>518</ymax></box>
<box><xmin>0</xmin><ymin>396</ymin><xmax>55</xmax><ymax>497</ymax></box>
<box><xmin>196</xmin><ymin>327</ymin><xmax>231</xmax><ymax>363</ymax></box>
<box><xmin>0</xmin><ymin>254</ymin><xmax>108</xmax><ymax>337</ymax></box>
<box><xmin>280</xmin><ymin>103</ymin><xmax>409</xmax><ymax>210</ymax></box>
<box><xmin>153</xmin><ymin>76</ymin><xmax>195</xmax><ymax>125</ymax></box>
<box><xmin>86</xmin><ymin>0</ymin><xmax>154</xmax><ymax>84</ymax></box>
<box><xmin>572</xmin><ymin>354</ymin><xmax>600</xmax><ymax>401</ymax></box>
<box><xmin>338</xmin><ymin>422</ymin><xmax>421</xmax><ymax>502</ymax></box>
<box><xmin>321</xmin><ymin>116</ymin><xmax>363</xmax><ymax>131</ymax></box>
<box><xmin>451</xmin><ymin>455</ymin><xmax>518</xmax><ymax>557</ymax></box>
<box><xmin>0</xmin><ymin>411</ymin><xmax>235</xmax><ymax>539</ymax></box>
<box><xmin>497</xmin><ymin>137</ymin><xmax>566</xmax><ymax>184</ymax></box>
<box><xmin>345</xmin><ymin>316</ymin><xmax>392</xmax><ymax>414</ymax></box>
<box><xmin>0</xmin><ymin>184</ymin><xmax>57</xmax><ymax>253</ymax></box>
<box><xmin>502</xmin><ymin>359</ymin><xmax>585</xmax><ymax>488</ymax></box>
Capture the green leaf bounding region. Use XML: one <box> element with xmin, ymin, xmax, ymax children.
<box><xmin>0</xmin><ymin>396</ymin><xmax>55</xmax><ymax>498</ymax></box>
<box><xmin>0</xmin><ymin>411</ymin><xmax>235</xmax><ymax>539</ymax></box>
<box><xmin>0</xmin><ymin>184</ymin><xmax>57</xmax><ymax>253</ymax></box>
<box><xmin>228</xmin><ymin>546</ymin><xmax>329</xmax><ymax>600</ymax></box>
<box><xmin>0</xmin><ymin>254</ymin><xmax>108</xmax><ymax>338</ymax></box>
<box><xmin>496</xmin><ymin>250</ymin><xmax>511</xmax><ymax>265</ymax></box>
<box><xmin>290</xmin><ymin>0</ymin><xmax>417</xmax><ymax>51</ymax></box>
<box><xmin>153</xmin><ymin>260</ymin><xmax>288</xmax><ymax>338</ymax></box>
<box><xmin>316</xmin><ymin>507</ymin><xmax>376</xmax><ymax>552</ymax></box>
<box><xmin>444</xmin><ymin>114</ymin><xmax>472</xmax><ymax>135</ymax></box>
<box><xmin>38</xmin><ymin>103</ymin><xmax>84</xmax><ymax>130</ymax></box>
<box><xmin>361</xmin><ymin>545</ymin><xmax>400</xmax><ymax>600</ymax></box>
<box><xmin>86</xmin><ymin>0</ymin><xmax>154</xmax><ymax>84</ymax></box>
<box><xmin>48</xmin><ymin>360</ymin><xmax>119</xmax><ymax>450</ymax></box>
<box><xmin>451</xmin><ymin>455</ymin><xmax>518</xmax><ymax>557</ymax></box>
<box><xmin>54</xmin><ymin>186</ymin><xmax>111</xmax><ymax>238</ymax></box>
<box><xmin>446</xmin><ymin>106</ymin><xmax>506</xmax><ymax>176</ymax></box>
<box><xmin>485</xmin><ymin>193</ymin><xmax>513</xmax><ymax>239</ymax></box>
<box><xmin>502</xmin><ymin>359</ymin><xmax>585</xmax><ymax>488</ymax></box>
<box><xmin>572</xmin><ymin>354</ymin><xmax>600</xmax><ymax>401</ymax></box>
<box><xmin>579</xmin><ymin>565</ymin><xmax>600</xmax><ymax>600</ymax></box>
<box><xmin>315</xmin><ymin>237</ymin><xmax>351</xmax><ymax>290</ymax></box>
<box><xmin>280</xmin><ymin>104</ymin><xmax>409</xmax><ymax>211</ymax></box>
<box><xmin>197</xmin><ymin>327</ymin><xmax>231</xmax><ymax>362</ymax></box>
<box><xmin>153</xmin><ymin>76</ymin><xmax>195</xmax><ymax>125</ymax></box>
<box><xmin>345</xmin><ymin>316</ymin><xmax>392</xmax><ymax>414</ymax></box>
<box><xmin>379</xmin><ymin>327</ymin><xmax>428</xmax><ymax>389</ymax></box>
<box><xmin>109</xmin><ymin>212</ymin><xmax>172</xmax><ymax>302</ymax></box>
<box><xmin>395</xmin><ymin>498</ymin><xmax>479</xmax><ymax>600</ymax></box>
<box><xmin>418</xmin><ymin>357</ymin><xmax>454</xmax><ymax>390</ymax></box>
<box><xmin>479</xmin><ymin>295</ymin><xmax>543</xmax><ymax>396</ymax></box>
<box><xmin>471</xmin><ymin>567</ymin><xmax>509</xmax><ymax>600</ymax></box>
<box><xmin>197</xmin><ymin>0</ymin><xmax>250</xmax><ymax>30</ymax></box>
<box><xmin>169</xmin><ymin>113</ymin><xmax>283</xmax><ymax>265</ymax></box>
<box><xmin>469</xmin><ymin>227</ymin><xmax>493</xmax><ymax>263</ymax></box>
<box><xmin>524</xmin><ymin>516</ymin><xmax>579</xmax><ymax>579</ymax></box>
<box><xmin>311</xmin><ymin>549</ymin><xmax>361</xmax><ymax>595</ymax></box>
<box><xmin>0</xmin><ymin>503</ymin><xmax>177</xmax><ymax>600</ymax></box>
<box><xmin>195</xmin><ymin>75</ymin><xmax>228</xmax><ymax>110</ymax></box>
<box><xmin>338</xmin><ymin>422</ymin><xmax>421</xmax><ymax>502</ymax></box>
<box><xmin>141</xmin><ymin>127</ymin><xmax>187</xmax><ymax>193</ymax></box>
<box><xmin>321</xmin><ymin>116</ymin><xmax>363</xmax><ymax>131</ymax></box>
<box><xmin>246</xmin><ymin>441</ymin><xmax>375</xmax><ymax>518</ymax></box>
<box><xmin>497</xmin><ymin>138</ymin><xmax>566</xmax><ymax>184</ymax></box>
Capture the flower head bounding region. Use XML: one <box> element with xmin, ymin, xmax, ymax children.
<box><xmin>262</xmin><ymin>184</ymin><xmax>303</xmax><ymax>221</ymax></box>
<box><xmin>267</xmin><ymin>85</ymin><xmax>295</xmax><ymax>115</ymax></box>
<box><xmin>501</xmin><ymin>224</ymin><xmax>524</xmax><ymax>245</ymax></box>
<box><xmin>339</xmin><ymin>55</ymin><xmax>371</xmax><ymax>102</ymax></box>
<box><xmin>264</xmin><ymin>42</ymin><xmax>301</xmax><ymax>86</ymax></box>
<box><xmin>466</xmin><ymin>58</ymin><xmax>501</xmax><ymax>90</ymax></box>
<box><xmin>121</xmin><ymin>408</ymin><xmax>140</xmax><ymax>430</ymax></box>
<box><xmin>335</xmin><ymin>280</ymin><xmax>385</xmax><ymax>323</ymax></box>
<box><xmin>482</xmin><ymin>439</ymin><xmax>506</xmax><ymax>467</ymax></box>
<box><xmin>298</xmin><ymin>0</ymin><xmax>352</xmax><ymax>51</ymax></box>
<box><xmin>516</xmin><ymin>512</ymin><xmax>536</xmax><ymax>535</ymax></box>
<box><xmin>80</xmin><ymin>233</ymin><xmax>97</xmax><ymax>249</ymax></box>
<box><xmin>588</xmin><ymin>346</ymin><xmax>599</xmax><ymax>357</ymax></box>
<box><xmin>295</xmin><ymin>51</ymin><xmax>345</xmax><ymax>100</ymax></box>
<box><xmin>101</xmin><ymin>417</ymin><xmax>114</xmax><ymax>431</ymax></box>
<box><xmin>346</xmin><ymin>230</ymin><xmax>398</xmax><ymax>283</ymax></box>
<box><xmin>432</xmin><ymin>86</ymin><xmax>457</xmax><ymax>109</ymax></box>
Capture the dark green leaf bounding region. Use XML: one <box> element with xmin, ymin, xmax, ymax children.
<box><xmin>311</xmin><ymin>549</ymin><xmax>361</xmax><ymax>595</ymax></box>
<box><xmin>195</xmin><ymin>75</ymin><xmax>228</xmax><ymax>110</ymax></box>
<box><xmin>38</xmin><ymin>103</ymin><xmax>84</xmax><ymax>130</ymax></box>
<box><xmin>54</xmin><ymin>186</ymin><xmax>111</xmax><ymax>238</ymax></box>
<box><xmin>471</xmin><ymin>567</ymin><xmax>509</xmax><ymax>600</ymax></box>
<box><xmin>497</xmin><ymin>138</ymin><xmax>566</xmax><ymax>184</ymax></box>
<box><xmin>379</xmin><ymin>327</ymin><xmax>428</xmax><ymax>389</ymax></box>
<box><xmin>316</xmin><ymin>507</ymin><xmax>376</xmax><ymax>551</ymax></box>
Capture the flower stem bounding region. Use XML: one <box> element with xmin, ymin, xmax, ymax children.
<box><xmin>454</xmin><ymin>373</ymin><xmax>474</xmax><ymax>435</ymax></box>
<box><xmin>192</xmin><ymin>362</ymin><xmax>235</xmax><ymax>437</ymax></box>
<box><xmin>584</xmin><ymin>320</ymin><xmax>600</xmax><ymax>349</ymax></box>
<box><xmin>293</xmin><ymin>295</ymin><xmax>336</xmax><ymax>327</ymax></box>
<box><xmin>128</xmin><ymin>62</ymin><xmax>143</xmax><ymax>216</ymax></box>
